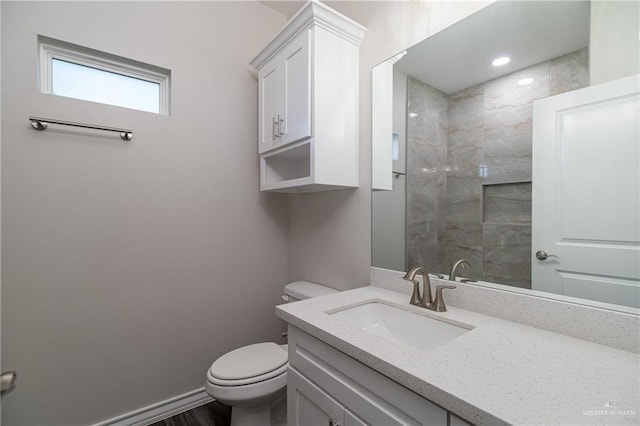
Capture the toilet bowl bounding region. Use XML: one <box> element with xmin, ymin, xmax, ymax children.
<box><xmin>205</xmin><ymin>281</ymin><xmax>337</xmax><ymax>426</ymax></box>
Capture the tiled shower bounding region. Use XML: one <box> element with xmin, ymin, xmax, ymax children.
<box><xmin>406</xmin><ymin>49</ymin><xmax>589</xmax><ymax>288</ymax></box>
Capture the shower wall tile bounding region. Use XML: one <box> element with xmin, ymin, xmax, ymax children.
<box><xmin>408</xmin><ymin>220</ymin><xmax>440</xmax><ymax>247</ymax></box>
<box><xmin>447</xmin><ymin>219</ymin><xmax>483</xmax><ymax>247</ymax></box>
<box><xmin>482</xmin><ymin>163</ymin><xmax>532</xmax><ymax>185</ymax></box>
<box><xmin>406</xmin><ymin>77</ymin><xmax>449</xmax><ymax>272</ymax></box>
<box><xmin>448</xmin><ymin>85</ymin><xmax>484</xmax><ymax>115</ymax></box>
<box><xmin>448</xmin><ymin>84</ymin><xmax>484</xmax><ymax>169</ymax></box>
<box><xmin>444</xmin><ymin>244</ymin><xmax>483</xmax><ymax>280</ymax></box>
<box><xmin>482</xmin><ymin>223</ymin><xmax>532</xmax><ymax>288</ymax></box>
<box><xmin>483</xmin><ymin>104</ymin><xmax>533</xmax><ymax>140</ymax></box>
<box><xmin>483</xmin><ymin>182</ymin><xmax>532</xmax><ymax>224</ymax></box>
<box><xmin>445</xmin><ymin>174</ymin><xmax>483</xmax><ymax>223</ymax></box>
<box><xmin>482</xmin><ymin>133</ymin><xmax>532</xmax><ymax>167</ymax></box>
<box><xmin>409</xmin><ymin>245</ymin><xmax>441</xmax><ymax>272</ymax></box>
<box><xmin>550</xmin><ymin>48</ymin><xmax>589</xmax><ymax>96</ymax></box>
<box><xmin>484</xmin><ymin>62</ymin><xmax>550</xmax><ymax>111</ymax></box>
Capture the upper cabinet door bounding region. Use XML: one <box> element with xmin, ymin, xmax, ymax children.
<box><xmin>280</xmin><ymin>30</ymin><xmax>311</xmax><ymax>146</ymax></box>
<box><xmin>258</xmin><ymin>55</ymin><xmax>281</xmax><ymax>151</ymax></box>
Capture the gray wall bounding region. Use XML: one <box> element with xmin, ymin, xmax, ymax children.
<box><xmin>1</xmin><ymin>2</ymin><xmax>286</xmax><ymax>425</ymax></box>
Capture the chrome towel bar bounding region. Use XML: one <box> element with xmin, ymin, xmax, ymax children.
<box><xmin>29</xmin><ymin>116</ymin><xmax>133</xmax><ymax>141</ymax></box>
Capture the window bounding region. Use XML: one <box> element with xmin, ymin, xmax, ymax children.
<box><xmin>39</xmin><ymin>36</ymin><xmax>170</xmax><ymax>115</ymax></box>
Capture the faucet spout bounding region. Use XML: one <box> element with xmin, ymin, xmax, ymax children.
<box><xmin>449</xmin><ymin>259</ymin><xmax>471</xmax><ymax>281</ymax></box>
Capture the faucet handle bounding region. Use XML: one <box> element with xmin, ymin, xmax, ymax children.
<box><xmin>404</xmin><ymin>279</ymin><xmax>422</xmax><ymax>306</ymax></box>
<box><xmin>433</xmin><ymin>285</ymin><xmax>456</xmax><ymax>312</ymax></box>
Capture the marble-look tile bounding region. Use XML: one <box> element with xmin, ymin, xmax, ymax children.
<box><xmin>447</xmin><ymin>219</ymin><xmax>483</xmax><ymax>247</ymax></box>
<box><xmin>408</xmin><ymin>136</ymin><xmax>446</xmax><ymax>170</ymax></box>
<box><xmin>448</xmin><ymin>113</ymin><xmax>483</xmax><ymax>149</ymax></box>
<box><xmin>407</xmin><ymin>171</ymin><xmax>444</xmax><ymax>224</ymax></box>
<box><xmin>482</xmin><ymin>133</ymin><xmax>532</xmax><ymax>167</ymax></box>
<box><xmin>408</xmin><ymin>245</ymin><xmax>441</xmax><ymax>271</ymax></box>
<box><xmin>481</xmin><ymin>163</ymin><xmax>532</xmax><ymax>185</ymax></box>
<box><xmin>444</xmin><ymin>244</ymin><xmax>483</xmax><ymax>280</ymax></box>
<box><xmin>448</xmin><ymin>84</ymin><xmax>484</xmax><ymax>115</ymax></box>
<box><xmin>482</xmin><ymin>223</ymin><xmax>532</xmax><ymax>289</ymax></box>
<box><xmin>407</xmin><ymin>77</ymin><xmax>448</xmax><ymax>140</ymax></box>
<box><xmin>550</xmin><ymin>48</ymin><xmax>589</xmax><ymax>96</ymax></box>
<box><xmin>484</xmin><ymin>62</ymin><xmax>550</xmax><ymax>111</ymax></box>
<box><xmin>484</xmin><ymin>104</ymin><xmax>533</xmax><ymax>140</ymax></box>
<box><xmin>482</xmin><ymin>223</ymin><xmax>531</xmax><ymax>246</ymax></box>
<box><xmin>483</xmin><ymin>182</ymin><xmax>532</xmax><ymax>224</ymax></box>
<box><xmin>483</xmin><ymin>248</ymin><xmax>531</xmax><ymax>289</ymax></box>
<box><xmin>408</xmin><ymin>220</ymin><xmax>440</xmax><ymax>248</ymax></box>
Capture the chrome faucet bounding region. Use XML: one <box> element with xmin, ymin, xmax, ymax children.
<box><xmin>449</xmin><ymin>259</ymin><xmax>471</xmax><ymax>281</ymax></box>
<box><xmin>402</xmin><ymin>266</ymin><xmax>456</xmax><ymax>312</ymax></box>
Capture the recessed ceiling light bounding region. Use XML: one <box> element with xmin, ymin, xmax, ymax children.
<box><xmin>492</xmin><ymin>56</ymin><xmax>510</xmax><ymax>66</ymax></box>
<box><xmin>409</xmin><ymin>112</ymin><xmax>418</xmax><ymax>118</ymax></box>
<box><xmin>518</xmin><ymin>78</ymin><xmax>534</xmax><ymax>86</ymax></box>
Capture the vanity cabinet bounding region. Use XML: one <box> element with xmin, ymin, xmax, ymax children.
<box><xmin>287</xmin><ymin>326</ymin><xmax>449</xmax><ymax>425</ymax></box>
<box><xmin>250</xmin><ymin>1</ymin><xmax>365</xmax><ymax>192</ymax></box>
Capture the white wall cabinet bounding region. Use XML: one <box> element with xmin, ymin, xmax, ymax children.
<box><xmin>287</xmin><ymin>326</ymin><xmax>452</xmax><ymax>425</ymax></box>
<box><xmin>250</xmin><ymin>1</ymin><xmax>365</xmax><ymax>192</ymax></box>
<box><xmin>258</xmin><ymin>31</ymin><xmax>311</xmax><ymax>152</ymax></box>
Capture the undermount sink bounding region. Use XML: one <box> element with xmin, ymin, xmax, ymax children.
<box><xmin>329</xmin><ymin>302</ymin><xmax>470</xmax><ymax>353</ymax></box>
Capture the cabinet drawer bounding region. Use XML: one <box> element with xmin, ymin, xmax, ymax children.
<box><xmin>288</xmin><ymin>326</ymin><xmax>447</xmax><ymax>426</ymax></box>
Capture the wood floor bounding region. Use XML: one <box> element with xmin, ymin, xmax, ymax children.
<box><xmin>150</xmin><ymin>401</ymin><xmax>231</xmax><ymax>426</ymax></box>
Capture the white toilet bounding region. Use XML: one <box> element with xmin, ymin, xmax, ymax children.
<box><xmin>205</xmin><ymin>281</ymin><xmax>337</xmax><ymax>426</ymax></box>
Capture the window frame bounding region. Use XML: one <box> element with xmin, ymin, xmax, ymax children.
<box><xmin>39</xmin><ymin>36</ymin><xmax>170</xmax><ymax>115</ymax></box>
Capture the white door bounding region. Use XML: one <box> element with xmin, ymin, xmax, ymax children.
<box><xmin>532</xmin><ymin>74</ymin><xmax>640</xmax><ymax>308</ymax></box>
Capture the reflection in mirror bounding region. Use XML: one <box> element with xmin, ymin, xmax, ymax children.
<box><xmin>371</xmin><ymin>0</ymin><xmax>640</xmax><ymax>311</ymax></box>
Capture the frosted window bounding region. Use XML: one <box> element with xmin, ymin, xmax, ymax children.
<box><xmin>52</xmin><ymin>59</ymin><xmax>160</xmax><ymax>114</ymax></box>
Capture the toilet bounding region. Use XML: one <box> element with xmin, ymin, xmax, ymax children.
<box><xmin>205</xmin><ymin>281</ymin><xmax>337</xmax><ymax>426</ymax></box>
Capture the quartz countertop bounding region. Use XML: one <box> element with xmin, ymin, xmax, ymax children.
<box><xmin>276</xmin><ymin>286</ymin><xmax>640</xmax><ymax>426</ymax></box>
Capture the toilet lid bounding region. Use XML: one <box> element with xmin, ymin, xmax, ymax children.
<box><xmin>209</xmin><ymin>342</ymin><xmax>287</xmax><ymax>381</ymax></box>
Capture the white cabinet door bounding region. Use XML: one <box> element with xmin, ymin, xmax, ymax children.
<box><xmin>532</xmin><ymin>74</ymin><xmax>640</xmax><ymax>308</ymax></box>
<box><xmin>280</xmin><ymin>29</ymin><xmax>311</xmax><ymax>146</ymax></box>
<box><xmin>258</xmin><ymin>55</ymin><xmax>281</xmax><ymax>151</ymax></box>
<box><xmin>258</xmin><ymin>30</ymin><xmax>311</xmax><ymax>154</ymax></box>
<box><xmin>289</xmin><ymin>368</ymin><xmax>344</xmax><ymax>426</ymax></box>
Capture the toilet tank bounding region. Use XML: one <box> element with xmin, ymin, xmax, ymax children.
<box><xmin>283</xmin><ymin>281</ymin><xmax>337</xmax><ymax>302</ymax></box>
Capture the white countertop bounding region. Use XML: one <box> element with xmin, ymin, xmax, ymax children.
<box><xmin>276</xmin><ymin>286</ymin><xmax>640</xmax><ymax>426</ymax></box>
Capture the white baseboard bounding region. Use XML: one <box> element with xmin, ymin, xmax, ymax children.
<box><xmin>92</xmin><ymin>387</ymin><xmax>213</xmax><ymax>426</ymax></box>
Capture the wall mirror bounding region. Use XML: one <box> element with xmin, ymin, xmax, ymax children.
<box><xmin>371</xmin><ymin>0</ymin><xmax>640</xmax><ymax>313</ymax></box>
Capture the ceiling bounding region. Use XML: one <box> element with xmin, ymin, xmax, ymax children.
<box><xmin>259</xmin><ymin>1</ymin><xmax>305</xmax><ymax>18</ymax></box>
<box><xmin>393</xmin><ymin>1</ymin><xmax>590</xmax><ymax>94</ymax></box>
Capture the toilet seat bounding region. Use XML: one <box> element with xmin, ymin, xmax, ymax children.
<box><xmin>207</xmin><ymin>342</ymin><xmax>287</xmax><ymax>387</ymax></box>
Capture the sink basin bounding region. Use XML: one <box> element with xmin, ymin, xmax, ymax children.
<box><xmin>329</xmin><ymin>302</ymin><xmax>470</xmax><ymax>353</ymax></box>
